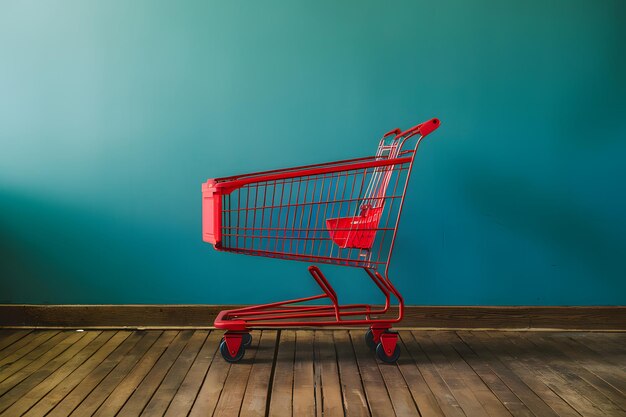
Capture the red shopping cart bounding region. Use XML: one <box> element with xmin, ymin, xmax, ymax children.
<box><xmin>202</xmin><ymin>117</ymin><xmax>440</xmax><ymax>362</ymax></box>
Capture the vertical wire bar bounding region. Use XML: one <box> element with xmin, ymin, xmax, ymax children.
<box><xmin>222</xmin><ymin>193</ymin><xmax>228</xmax><ymax>248</ymax></box>
<box><xmin>353</xmin><ymin>167</ymin><xmax>371</xmax><ymax>265</ymax></box>
<box><xmin>273</xmin><ymin>179</ymin><xmax>286</xmax><ymax>252</ymax></box>
<box><xmin>265</xmin><ymin>179</ymin><xmax>278</xmax><ymax>251</ymax></box>
<box><xmin>288</xmin><ymin>177</ymin><xmax>303</xmax><ymax>254</ymax></box>
<box><xmin>344</xmin><ymin>170</ymin><xmax>359</xmax><ymax>263</ymax></box>
<box><xmin>281</xmin><ymin>178</ymin><xmax>295</xmax><ymax>254</ymax></box>
<box><xmin>228</xmin><ymin>194</ymin><xmax>233</xmax><ymax>249</ymax></box>
<box><xmin>297</xmin><ymin>176</ymin><xmax>311</xmax><ymax>255</ymax></box>
<box><xmin>259</xmin><ymin>180</ymin><xmax>270</xmax><ymax>250</ymax></box>
<box><xmin>334</xmin><ymin>170</ymin><xmax>350</xmax><ymax>262</ymax></box>
<box><xmin>376</xmin><ymin>164</ymin><xmax>406</xmax><ymax>267</ymax></box>
<box><xmin>302</xmin><ymin>174</ymin><xmax>318</xmax><ymax>256</ymax></box>
<box><xmin>317</xmin><ymin>172</ymin><xmax>335</xmax><ymax>259</ymax></box>
<box><xmin>312</xmin><ymin>173</ymin><xmax>327</xmax><ymax>259</ymax></box>
<box><xmin>250</xmin><ymin>183</ymin><xmax>259</xmax><ymax>250</ymax></box>
<box><xmin>243</xmin><ymin>186</ymin><xmax>251</xmax><ymax>249</ymax></box>
<box><xmin>327</xmin><ymin>170</ymin><xmax>344</xmax><ymax>260</ymax></box>
<box><xmin>236</xmin><ymin>185</ymin><xmax>241</xmax><ymax>248</ymax></box>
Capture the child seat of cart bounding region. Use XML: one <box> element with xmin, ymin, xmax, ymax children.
<box><xmin>326</xmin><ymin>133</ymin><xmax>403</xmax><ymax>250</ymax></box>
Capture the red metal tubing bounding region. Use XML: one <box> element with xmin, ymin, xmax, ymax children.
<box><xmin>213</xmin><ymin>156</ymin><xmax>412</xmax><ymax>194</ymax></box>
<box><xmin>209</xmin><ymin>118</ymin><xmax>440</xmax><ymax>335</ymax></box>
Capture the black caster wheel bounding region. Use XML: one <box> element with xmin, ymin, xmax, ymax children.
<box><xmin>376</xmin><ymin>342</ymin><xmax>400</xmax><ymax>363</ymax></box>
<box><xmin>219</xmin><ymin>339</ymin><xmax>245</xmax><ymax>363</ymax></box>
<box><xmin>222</xmin><ymin>333</ymin><xmax>252</xmax><ymax>348</ymax></box>
<box><xmin>365</xmin><ymin>329</ymin><xmax>377</xmax><ymax>350</ymax></box>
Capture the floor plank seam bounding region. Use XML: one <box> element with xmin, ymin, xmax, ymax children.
<box><xmin>29</xmin><ymin>330</ymin><xmax>135</xmax><ymax>417</ymax></box>
<box><xmin>449</xmin><ymin>333</ymin><xmax>519</xmax><ymax>416</ymax></box>
<box><xmin>184</xmin><ymin>331</ymin><xmax>222</xmax><ymax>417</ymax></box>
<box><xmin>263</xmin><ymin>330</ymin><xmax>281</xmax><ymax>417</ymax></box>
<box><xmin>95</xmin><ymin>330</ymin><xmax>180</xmax><ymax>416</ymax></box>
<box><xmin>0</xmin><ymin>330</ymin><xmax>96</xmax><ymax>415</ymax></box>
<box><xmin>460</xmin><ymin>331</ymin><xmax>546</xmax><ymax>417</ymax></box>
<box><xmin>347</xmin><ymin>331</ymin><xmax>372</xmax><ymax>417</ymax></box>
<box><xmin>89</xmin><ymin>331</ymin><xmax>164</xmax><ymax>417</ymax></box>
<box><xmin>395</xmin><ymin>335</ymin><xmax>426</xmax><ymax>417</ymax></box>
<box><xmin>2</xmin><ymin>330</ymin><xmax>625</xmax><ymax>417</ymax></box>
<box><xmin>331</xmin><ymin>331</ymin><xmax>347</xmax><ymax>416</ymax></box>
<box><xmin>65</xmin><ymin>331</ymin><xmax>155</xmax><ymax>417</ymax></box>
<box><xmin>161</xmin><ymin>331</ymin><xmax>210</xmax><ymax>417</ymax></box>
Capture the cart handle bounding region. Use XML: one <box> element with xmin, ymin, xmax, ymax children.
<box><xmin>398</xmin><ymin>118</ymin><xmax>440</xmax><ymax>138</ymax></box>
<box><xmin>383</xmin><ymin>128</ymin><xmax>402</xmax><ymax>138</ymax></box>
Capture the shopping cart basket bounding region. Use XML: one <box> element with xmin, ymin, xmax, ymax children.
<box><xmin>202</xmin><ymin>117</ymin><xmax>440</xmax><ymax>362</ymax></box>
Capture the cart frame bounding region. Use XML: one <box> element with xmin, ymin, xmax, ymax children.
<box><xmin>202</xmin><ymin>118</ymin><xmax>440</xmax><ymax>362</ymax></box>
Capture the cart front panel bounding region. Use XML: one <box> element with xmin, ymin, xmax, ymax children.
<box><xmin>204</xmin><ymin>156</ymin><xmax>413</xmax><ymax>269</ymax></box>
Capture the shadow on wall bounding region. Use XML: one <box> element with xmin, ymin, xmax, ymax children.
<box><xmin>0</xmin><ymin>187</ymin><xmax>169</xmax><ymax>303</ymax></box>
<box><xmin>0</xmin><ymin>222</ymin><xmax>70</xmax><ymax>303</ymax></box>
<box><xmin>460</xmin><ymin>165</ymin><xmax>626</xmax><ymax>284</ymax></box>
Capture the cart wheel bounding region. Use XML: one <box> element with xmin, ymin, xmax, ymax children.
<box><xmin>365</xmin><ymin>329</ymin><xmax>377</xmax><ymax>350</ymax></box>
<box><xmin>376</xmin><ymin>342</ymin><xmax>400</xmax><ymax>363</ymax></box>
<box><xmin>219</xmin><ymin>340</ymin><xmax>245</xmax><ymax>363</ymax></box>
<box><xmin>222</xmin><ymin>333</ymin><xmax>252</xmax><ymax>348</ymax></box>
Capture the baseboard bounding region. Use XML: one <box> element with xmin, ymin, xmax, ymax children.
<box><xmin>1</xmin><ymin>305</ymin><xmax>624</xmax><ymax>330</ymax></box>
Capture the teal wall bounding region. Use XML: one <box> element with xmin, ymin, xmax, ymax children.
<box><xmin>1</xmin><ymin>1</ymin><xmax>625</xmax><ymax>305</ymax></box>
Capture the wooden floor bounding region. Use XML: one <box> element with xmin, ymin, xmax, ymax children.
<box><xmin>0</xmin><ymin>330</ymin><xmax>624</xmax><ymax>416</ymax></box>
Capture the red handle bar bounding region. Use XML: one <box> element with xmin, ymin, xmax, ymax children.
<box><xmin>383</xmin><ymin>128</ymin><xmax>402</xmax><ymax>138</ymax></box>
<box><xmin>398</xmin><ymin>118</ymin><xmax>440</xmax><ymax>138</ymax></box>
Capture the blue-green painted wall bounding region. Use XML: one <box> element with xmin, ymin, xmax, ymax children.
<box><xmin>1</xmin><ymin>1</ymin><xmax>625</xmax><ymax>305</ymax></box>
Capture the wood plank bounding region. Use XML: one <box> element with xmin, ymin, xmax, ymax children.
<box><xmin>375</xmin><ymin>337</ymin><xmax>420</xmax><ymax>416</ymax></box>
<box><xmin>458</xmin><ymin>331</ymin><xmax>580</xmax><ymax>417</ymax></box>
<box><xmin>239</xmin><ymin>331</ymin><xmax>279</xmax><ymax>417</ymax></box>
<box><xmin>0</xmin><ymin>332</ymin><xmax>59</xmax><ymax>372</ymax></box>
<box><xmin>49</xmin><ymin>331</ymin><xmax>160</xmax><ymax>417</ymax></box>
<box><xmin>164</xmin><ymin>331</ymin><xmax>222</xmax><ymax>417</ymax></box>
<box><xmin>400</xmin><ymin>332</ymin><xmax>465</xmax><ymax>417</ymax></box>
<box><xmin>24</xmin><ymin>331</ymin><xmax>137</xmax><ymax>416</ymax></box>
<box><xmin>187</xmin><ymin>331</ymin><xmax>232</xmax><ymax>417</ymax></box>
<box><xmin>0</xmin><ymin>331</ymin><xmax>87</xmax><ymax>396</ymax></box>
<box><xmin>394</xmin><ymin>331</ymin><xmax>444</xmax><ymax>417</ymax></box>
<box><xmin>5</xmin><ymin>331</ymin><xmax>125</xmax><ymax>416</ymax></box>
<box><xmin>509</xmin><ymin>332</ymin><xmax>624</xmax><ymax>416</ymax></box>
<box><xmin>573</xmin><ymin>333</ymin><xmax>626</xmax><ymax>357</ymax></box>
<box><xmin>350</xmin><ymin>330</ymin><xmax>394</xmax><ymax>416</ymax></box>
<box><xmin>0</xmin><ymin>331</ymin><xmax>102</xmax><ymax>414</ymax></box>
<box><xmin>0</xmin><ymin>330</ymin><xmax>61</xmax><ymax>366</ymax></box>
<box><xmin>442</xmin><ymin>331</ymin><xmax>539</xmax><ymax>417</ymax></box>
<box><xmin>0</xmin><ymin>330</ymin><xmax>31</xmax><ymax>352</ymax></box>
<box><xmin>291</xmin><ymin>330</ymin><xmax>316</xmax><ymax>417</ymax></box>
<box><xmin>141</xmin><ymin>330</ymin><xmax>208</xmax><ymax>415</ymax></box>
<box><xmin>91</xmin><ymin>331</ymin><xmax>178</xmax><ymax>417</ymax></box>
<box><xmin>486</xmin><ymin>332</ymin><xmax>607</xmax><ymax>417</ymax></box>
<box><xmin>313</xmin><ymin>334</ymin><xmax>322</xmax><ymax>417</ymax></box>
<box><xmin>2</xmin><ymin>305</ymin><xmax>625</xmax><ymax>329</ymax></box>
<box><xmin>0</xmin><ymin>328</ymin><xmax>622</xmax><ymax>417</ymax></box>
<box><xmin>555</xmin><ymin>333</ymin><xmax>626</xmax><ymax>394</ymax></box>
<box><xmin>52</xmin><ymin>331</ymin><xmax>162</xmax><ymax>417</ymax></box>
<box><xmin>267</xmin><ymin>330</ymin><xmax>295</xmax><ymax>417</ymax></box>
<box><xmin>0</xmin><ymin>331</ymin><xmax>18</xmax><ymax>349</ymax></box>
<box><xmin>566</xmin><ymin>333</ymin><xmax>626</xmax><ymax>372</ymax></box>
<box><xmin>114</xmin><ymin>330</ymin><xmax>194</xmax><ymax>416</ymax></box>
<box><xmin>213</xmin><ymin>331</ymin><xmax>262</xmax><ymax>416</ymax></box>
<box><xmin>425</xmin><ymin>331</ymin><xmax>513</xmax><ymax>417</ymax></box>
<box><xmin>333</xmin><ymin>331</ymin><xmax>370</xmax><ymax>417</ymax></box>
<box><xmin>528</xmin><ymin>333</ymin><xmax>626</xmax><ymax>411</ymax></box>
<box><xmin>317</xmin><ymin>330</ymin><xmax>344</xmax><ymax>417</ymax></box>
<box><xmin>412</xmin><ymin>331</ymin><xmax>491</xmax><ymax>416</ymax></box>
